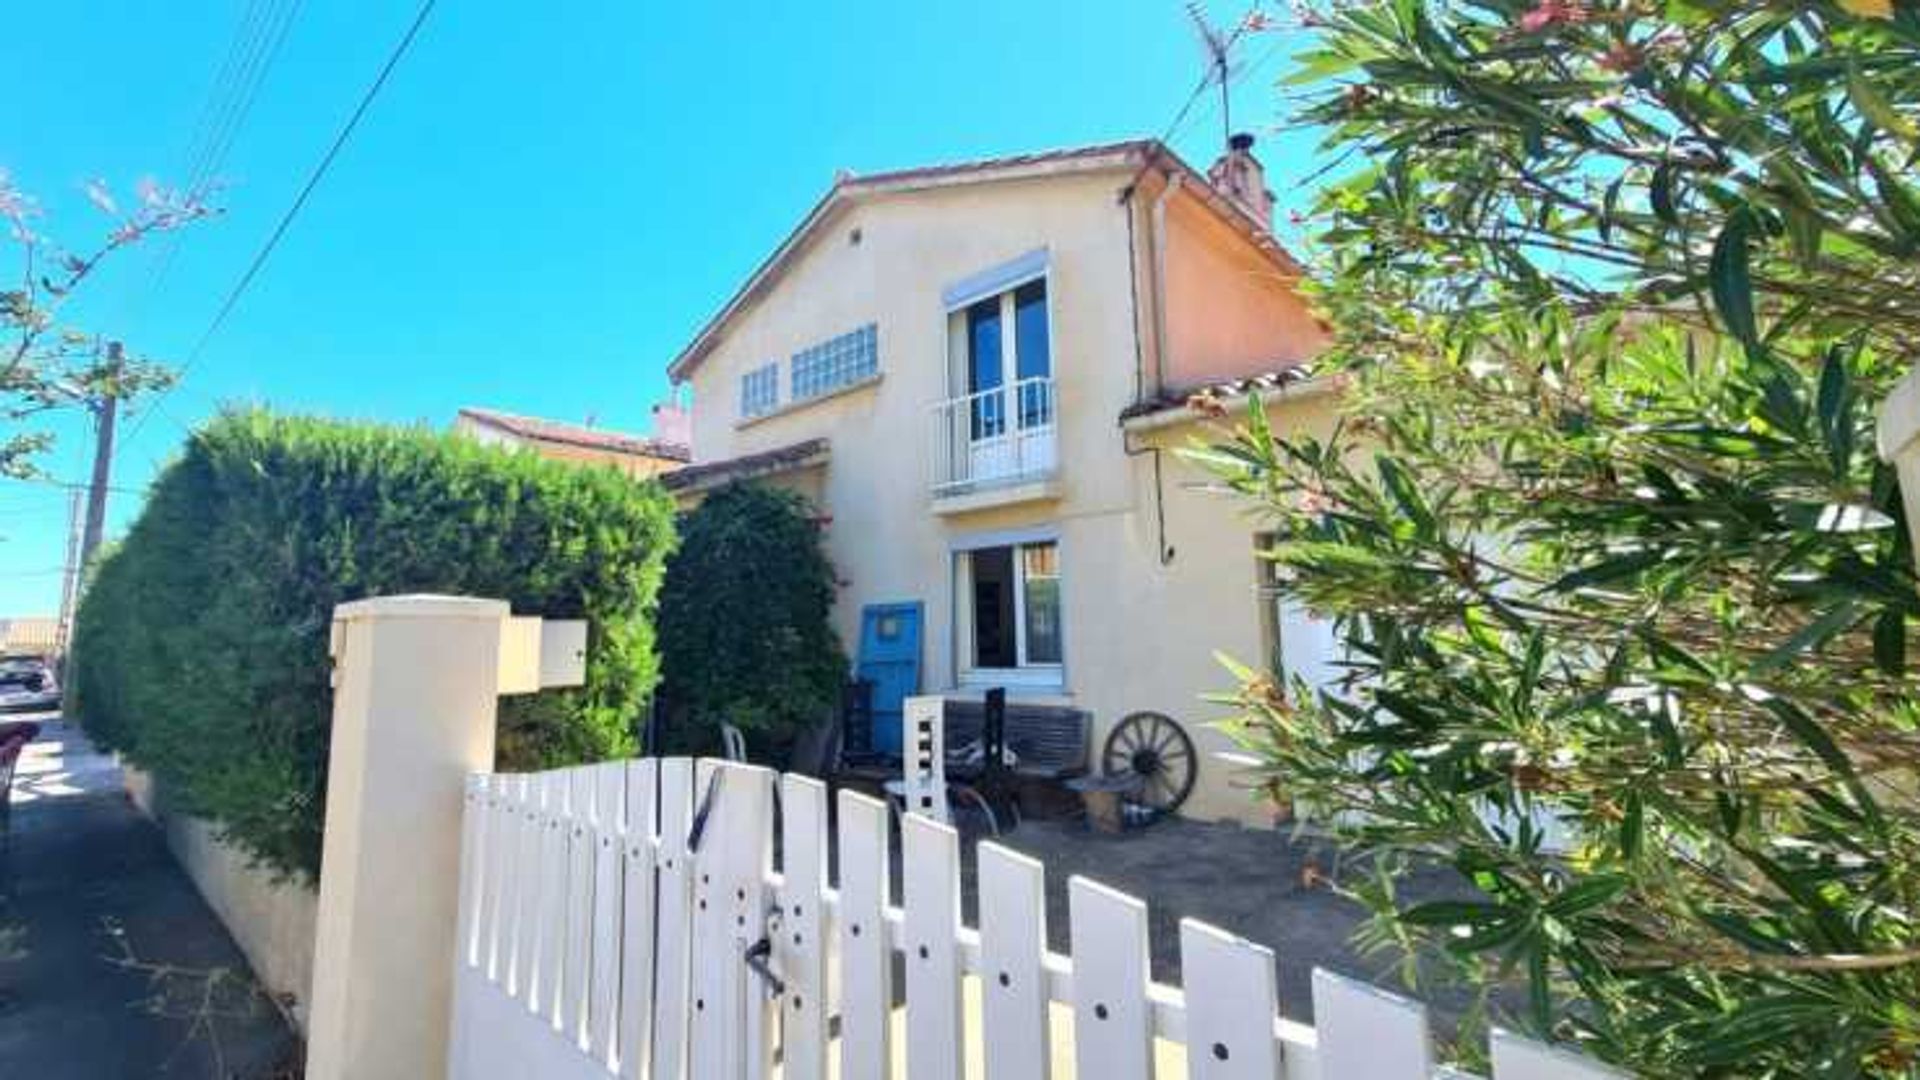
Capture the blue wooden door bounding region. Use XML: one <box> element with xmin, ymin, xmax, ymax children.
<box><xmin>856</xmin><ymin>602</ymin><xmax>922</xmax><ymax>757</ymax></box>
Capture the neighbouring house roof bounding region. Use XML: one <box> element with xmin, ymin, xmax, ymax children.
<box><xmin>659</xmin><ymin>437</ymin><xmax>831</xmax><ymax>494</ymax></box>
<box><xmin>666</xmin><ymin>138</ymin><xmax>1306</xmax><ymax>383</ymax></box>
<box><xmin>457</xmin><ymin>407</ymin><xmax>691</xmax><ymax>463</ymax></box>
<box><xmin>1117</xmin><ymin>365</ymin><xmax>1338</xmax><ymax>426</ymax></box>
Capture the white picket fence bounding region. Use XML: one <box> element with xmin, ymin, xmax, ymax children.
<box><xmin>448</xmin><ymin>758</ymin><xmax>1617</xmax><ymax>1080</ymax></box>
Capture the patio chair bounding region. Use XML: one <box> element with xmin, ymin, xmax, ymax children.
<box><xmin>719</xmin><ymin>723</ymin><xmax>748</xmax><ymax>763</ymax></box>
<box><xmin>885</xmin><ymin>697</ymin><xmax>1007</xmax><ymax>835</ymax></box>
<box><xmin>945</xmin><ymin>688</ymin><xmax>1021</xmax><ymax>832</ymax></box>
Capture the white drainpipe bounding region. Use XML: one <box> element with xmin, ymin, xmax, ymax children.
<box><xmin>1149</xmin><ymin>171</ymin><xmax>1182</xmax><ymax>397</ymax></box>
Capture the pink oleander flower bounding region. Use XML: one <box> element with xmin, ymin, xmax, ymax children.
<box><xmin>1187</xmin><ymin>390</ymin><xmax>1231</xmax><ymax>419</ymax></box>
<box><xmin>1518</xmin><ymin>0</ymin><xmax>1586</xmax><ymax>32</ymax></box>
<box><xmin>1599</xmin><ymin>41</ymin><xmax>1644</xmax><ymax>74</ymax></box>
<box><xmin>84</xmin><ymin>178</ymin><xmax>117</xmax><ymax>216</ymax></box>
<box><xmin>1297</xmin><ymin>487</ymin><xmax>1334</xmax><ymax>515</ymax></box>
<box><xmin>0</xmin><ymin>168</ymin><xmax>35</xmax><ymax>223</ymax></box>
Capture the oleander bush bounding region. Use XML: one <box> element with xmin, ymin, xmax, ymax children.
<box><xmin>1205</xmin><ymin>2</ymin><xmax>1920</xmax><ymax>1075</ymax></box>
<box><xmin>71</xmin><ymin>409</ymin><xmax>676</xmax><ymax>879</ymax></box>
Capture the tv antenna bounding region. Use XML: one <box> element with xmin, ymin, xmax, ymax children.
<box><xmin>1185</xmin><ymin>2</ymin><xmax>1245</xmax><ymax>143</ymax></box>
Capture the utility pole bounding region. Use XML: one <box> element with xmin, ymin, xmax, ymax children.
<box><xmin>79</xmin><ymin>341</ymin><xmax>122</xmax><ymax>573</ymax></box>
<box><xmin>55</xmin><ymin>488</ymin><xmax>82</xmax><ymax>665</ymax></box>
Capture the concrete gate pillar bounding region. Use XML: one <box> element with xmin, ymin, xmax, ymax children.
<box><xmin>302</xmin><ymin>595</ymin><xmax>585</xmax><ymax>1079</ymax></box>
<box><xmin>304</xmin><ymin>596</ymin><xmax>510</xmax><ymax>1080</ymax></box>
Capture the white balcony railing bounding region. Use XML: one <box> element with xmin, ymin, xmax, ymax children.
<box><xmin>929</xmin><ymin>376</ymin><xmax>1057</xmax><ymax>496</ymax></box>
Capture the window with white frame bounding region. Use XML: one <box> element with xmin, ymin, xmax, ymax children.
<box><xmin>962</xmin><ymin>539</ymin><xmax>1062</xmax><ymax>672</ymax></box>
<box><xmin>790</xmin><ymin>323</ymin><xmax>878</xmax><ymax>401</ymax></box>
<box><xmin>740</xmin><ymin>362</ymin><xmax>778</xmax><ymax>419</ymax></box>
<box><xmin>951</xmin><ymin>280</ymin><xmax>1052</xmax><ymax>426</ymax></box>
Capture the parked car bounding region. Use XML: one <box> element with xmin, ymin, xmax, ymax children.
<box><xmin>0</xmin><ymin>656</ymin><xmax>60</xmax><ymax>713</ymax></box>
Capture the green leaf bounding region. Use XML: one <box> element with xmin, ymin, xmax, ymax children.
<box><xmin>1760</xmin><ymin>698</ymin><xmax>1861</xmax><ymax>797</ymax></box>
<box><xmin>1815</xmin><ymin>344</ymin><xmax>1856</xmax><ymax>476</ymax></box>
<box><xmin>1375</xmin><ymin>455</ymin><xmax>1437</xmax><ymax>536</ymax></box>
<box><xmin>1401</xmin><ymin>900</ymin><xmax>1509</xmax><ymax>927</ymax></box>
<box><xmin>1284</xmin><ymin>47</ymin><xmax>1365</xmax><ymax>86</ymax></box>
<box><xmin>1872</xmin><ymin>608</ymin><xmax>1905</xmax><ymax>674</ymax></box>
<box><xmin>1710</xmin><ymin>207</ymin><xmax>1761</xmax><ymax>351</ymax></box>
<box><xmin>1847</xmin><ymin>60</ymin><xmax>1917</xmax><ymax>145</ymax></box>
<box><xmin>1548</xmin><ymin>548</ymin><xmax>1663</xmax><ymax>592</ymax></box>
<box><xmin>1650</xmin><ymin>162</ymin><xmax>1679</xmax><ymax>226</ymax></box>
<box><xmin>1753</xmin><ymin>601</ymin><xmax>1861</xmax><ymax>673</ymax></box>
<box><xmin>1544</xmin><ymin>874</ymin><xmax>1629</xmax><ymax>917</ymax></box>
<box><xmin>1619</xmin><ymin>789</ymin><xmax>1645</xmax><ymax>860</ymax></box>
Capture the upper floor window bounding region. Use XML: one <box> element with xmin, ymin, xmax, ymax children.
<box><xmin>740</xmin><ymin>362</ymin><xmax>778</xmax><ymax>419</ymax></box>
<box><xmin>791</xmin><ymin>323</ymin><xmax>878</xmax><ymax>402</ymax></box>
<box><xmin>959</xmin><ymin>278</ymin><xmax>1052</xmax><ymax>437</ymax></box>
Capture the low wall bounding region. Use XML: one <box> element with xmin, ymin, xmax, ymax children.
<box><xmin>122</xmin><ymin>764</ymin><xmax>319</xmax><ymax>1034</ymax></box>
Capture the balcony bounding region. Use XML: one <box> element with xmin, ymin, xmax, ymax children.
<box><xmin>929</xmin><ymin>376</ymin><xmax>1060</xmax><ymax>512</ymax></box>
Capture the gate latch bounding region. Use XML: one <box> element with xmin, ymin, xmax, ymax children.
<box><xmin>743</xmin><ymin>936</ymin><xmax>785</xmax><ymax>996</ymax></box>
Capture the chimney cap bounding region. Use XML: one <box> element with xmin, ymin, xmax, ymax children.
<box><xmin>1229</xmin><ymin>132</ymin><xmax>1256</xmax><ymax>151</ymax></box>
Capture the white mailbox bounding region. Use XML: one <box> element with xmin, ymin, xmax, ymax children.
<box><xmin>497</xmin><ymin>617</ymin><xmax>589</xmax><ymax>695</ymax></box>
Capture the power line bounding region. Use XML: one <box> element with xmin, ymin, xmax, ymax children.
<box><xmin>119</xmin><ymin>0</ymin><xmax>439</xmax><ymax>453</ymax></box>
<box><xmin>109</xmin><ymin>0</ymin><xmax>273</xmax><ymax>320</ymax></box>
<box><xmin>0</xmin><ymin>476</ymin><xmax>148</xmax><ymax>497</ymax></box>
<box><xmin>115</xmin><ymin>0</ymin><xmax>306</xmax><ymax>335</ymax></box>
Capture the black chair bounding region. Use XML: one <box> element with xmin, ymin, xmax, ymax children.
<box><xmin>839</xmin><ymin>679</ymin><xmax>877</xmax><ymax>764</ymax></box>
<box><xmin>940</xmin><ymin>689</ymin><xmax>1022</xmax><ymax>834</ymax></box>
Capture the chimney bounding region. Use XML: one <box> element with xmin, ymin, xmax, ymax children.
<box><xmin>1207</xmin><ymin>132</ymin><xmax>1274</xmax><ymax>230</ymax></box>
<box><xmin>651</xmin><ymin>400</ymin><xmax>692</xmax><ymax>449</ymax></box>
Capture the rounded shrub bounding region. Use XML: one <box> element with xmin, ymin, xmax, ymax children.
<box><xmin>656</xmin><ymin>483</ymin><xmax>846</xmax><ymax>760</ymax></box>
<box><xmin>70</xmin><ymin>409</ymin><xmax>677</xmax><ymax>879</ymax></box>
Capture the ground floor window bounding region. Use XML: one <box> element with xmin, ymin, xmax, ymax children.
<box><xmin>963</xmin><ymin>539</ymin><xmax>1061</xmax><ymax>670</ymax></box>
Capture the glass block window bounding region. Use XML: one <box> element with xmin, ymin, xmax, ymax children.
<box><xmin>790</xmin><ymin>323</ymin><xmax>879</xmax><ymax>402</ymax></box>
<box><xmin>740</xmin><ymin>362</ymin><xmax>779</xmax><ymax>419</ymax></box>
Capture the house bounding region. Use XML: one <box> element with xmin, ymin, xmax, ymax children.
<box><xmin>0</xmin><ymin>616</ymin><xmax>59</xmax><ymax>657</ymax></box>
<box><xmin>660</xmin><ymin>135</ymin><xmax>1340</xmax><ymax>823</ymax></box>
<box><xmin>454</xmin><ymin>406</ymin><xmax>691</xmax><ymax>479</ymax></box>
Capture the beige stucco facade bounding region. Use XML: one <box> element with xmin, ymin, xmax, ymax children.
<box><xmin>672</xmin><ymin>144</ymin><xmax>1333</xmax><ymax>821</ymax></box>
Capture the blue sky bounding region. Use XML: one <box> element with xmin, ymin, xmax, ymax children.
<box><xmin>0</xmin><ymin>1</ymin><xmax>1311</xmax><ymax>614</ymax></box>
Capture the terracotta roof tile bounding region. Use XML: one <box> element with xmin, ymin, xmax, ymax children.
<box><xmin>660</xmin><ymin>438</ymin><xmax>830</xmax><ymax>493</ymax></box>
<box><xmin>1117</xmin><ymin>365</ymin><xmax>1324</xmax><ymax>422</ymax></box>
<box><xmin>458</xmin><ymin>408</ymin><xmax>691</xmax><ymax>463</ymax></box>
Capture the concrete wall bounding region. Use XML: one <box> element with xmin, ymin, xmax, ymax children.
<box><xmin>677</xmin><ymin>163</ymin><xmax>1332</xmax><ymax>822</ymax></box>
<box><xmin>122</xmin><ymin>765</ymin><xmax>319</xmax><ymax>1033</ymax></box>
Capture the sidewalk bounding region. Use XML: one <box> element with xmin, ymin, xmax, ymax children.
<box><xmin>0</xmin><ymin>715</ymin><xmax>297</xmax><ymax>1078</ymax></box>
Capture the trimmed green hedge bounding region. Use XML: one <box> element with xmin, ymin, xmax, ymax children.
<box><xmin>72</xmin><ymin>410</ymin><xmax>676</xmax><ymax>879</ymax></box>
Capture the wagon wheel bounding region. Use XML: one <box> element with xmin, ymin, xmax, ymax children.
<box><xmin>1102</xmin><ymin>711</ymin><xmax>1196</xmax><ymax>819</ymax></box>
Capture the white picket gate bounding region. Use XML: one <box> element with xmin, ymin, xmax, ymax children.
<box><xmin>448</xmin><ymin>758</ymin><xmax>1618</xmax><ymax>1080</ymax></box>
